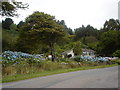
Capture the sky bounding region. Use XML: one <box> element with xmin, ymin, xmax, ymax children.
<box><xmin>9</xmin><ymin>0</ymin><xmax>120</xmax><ymax>30</ymax></box>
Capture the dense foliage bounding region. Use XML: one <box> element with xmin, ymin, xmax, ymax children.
<box><xmin>2</xmin><ymin>19</ymin><xmax>18</xmax><ymax>52</ymax></box>
<box><xmin>96</xmin><ymin>31</ymin><xmax>120</xmax><ymax>56</ymax></box>
<box><xmin>16</xmin><ymin>11</ymin><xmax>67</xmax><ymax>61</ymax></box>
<box><xmin>102</xmin><ymin>19</ymin><xmax>120</xmax><ymax>32</ymax></box>
<box><xmin>74</xmin><ymin>25</ymin><xmax>99</xmax><ymax>41</ymax></box>
<box><xmin>2</xmin><ymin>18</ymin><xmax>14</xmax><ymax>30</ymax></box>
<box><xmin>57</xmin><ymin>20</ymin><xmax>74</xmax><ymax>35</ymax></box>
<box><xmin>1</xmin><ymin>9</ymin><xmax>120</xmax><ymax>61</ymax></box>
<box><xmin>113</xmin><ymin>50</ymin><xmax>120</xmax><ymax>58</ymax></box>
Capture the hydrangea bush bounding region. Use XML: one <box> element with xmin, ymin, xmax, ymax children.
<box><xmin>1</xmin><ymin>51</ymin><xmax>45</xmax><ymax>65</ymax></box>
<box><xmin>74</xmin><ymin>56</ymin><xmax>108</xmax><ymax>62</ymax></box>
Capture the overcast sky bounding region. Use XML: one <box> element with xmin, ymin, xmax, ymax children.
<box><xmin>11</xmin><ymin>0</ymin><xmax>119</xmax><ymax>30</ymax></box>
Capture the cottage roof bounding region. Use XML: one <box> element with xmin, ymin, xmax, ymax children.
<box><xmin>62</xmin><ymin>49</ymin><xmax>73</xmax><ymax>55</ymax></box>
<box><xmin>82</xmin><ymin>49</ymin><xmax>95</xmax><ymax>53</ymax></box>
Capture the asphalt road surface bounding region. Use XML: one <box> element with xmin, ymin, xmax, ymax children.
<box><xmin>2</xmin><ymin>66</ymin><xmax>119</xmax><ymax>88</ymax></box>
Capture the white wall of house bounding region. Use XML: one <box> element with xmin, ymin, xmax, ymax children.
<box><xmin>62</xmin><ymin>49</ymin><xmax>74</xmax><ymax>58</ymax></box>
<box><xmin>67</xmin><ymin>50</ymin><xmax>74</xmax><ymax>57</ymax></box>
<box><xmin>82</xmin><ymin>51</ymin><xmax>95</xmax><ymax>57</ymax></box>
<box><xmin>62</xmin><ymin>55</ymin><xmax>65</xmax><ymax>58</ymax></box>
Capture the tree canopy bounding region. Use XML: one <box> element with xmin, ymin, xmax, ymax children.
<box><xmin>96</xmin><ymin>31</ymin><xmax>120</xmax><ymax>56</ymax></box>
<box><xmin>16</xmin><ymin>11</ymin><xmax>66</xmax><ymax>61</ymax></box>
<box><xmin>102</xmin><ymin>19</ymin><xmax>120</xmax><ymax>31</ymax></box>
<box><xmin>57</xmin><ymin>20</ymin><xmax>74</xmax><ymax>35</ymax></box>
<box><xmin>17</xmin><ymin>21</ymin><xmax>24</xmax><ymax>29</ymax></box>
<box><xmin>2</xmin><ymin>7</ymin><xmax>120</xmax><ymax>60</ymax></box>
<box><xmin>74</xmin><ymin>25</ymin><xmax>99</xmax><ymax>41</ymax></box>
<box><xmin>2</xmin><ymin>18</ymin><xmax>14</xmax><ymax>30</ymax></box>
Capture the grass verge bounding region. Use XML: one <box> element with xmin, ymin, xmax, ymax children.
<box><xmin>2</xmin><ymin>64</ymin><xmax>118</xmax><ymax>83</ymax></box>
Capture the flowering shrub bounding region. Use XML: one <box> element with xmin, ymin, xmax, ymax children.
<box><xmin>1</xmin><ymin>51</ymin><xmax>45</xmax><ymax>65</ymax></box>
<box><xmin>74</xmin><ymin>56</ymin><xmax>108</xmax><ymax>62</ymax></box>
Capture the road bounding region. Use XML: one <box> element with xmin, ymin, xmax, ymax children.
<box><xmin>2</xmin><ymin>66</ymin><xmax>119</xmax><ymax>88</ymax></box>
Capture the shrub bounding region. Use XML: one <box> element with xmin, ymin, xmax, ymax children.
<box><xmin>111</xmin><ymin>59</ymin><xmax>120</xmax><ymax>65</ymax></box>
<box><xmin>113</xmin><ymin>50</ymin><xmax>120</xmax><ymax>58</ymax></box>
<box><xmin>74</xmin><ymin>56</ymin><xmax>81</xmax><ymax>62</ymax></box>
<box><xmin>2</xmin><ymin>51</ymin><xmax>44</xmax><ymax>65</ymax></box>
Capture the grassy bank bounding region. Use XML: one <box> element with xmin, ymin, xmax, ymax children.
<box><xmin>2</xmin><ymin>64</ymin><xmax>118</xmax><ymax>83</ymax></box>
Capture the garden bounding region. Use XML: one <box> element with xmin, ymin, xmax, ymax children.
<box><xmin>1</xmin><ymin>50</ymin><xmax>119</xmax><ymax>78</ymax></box>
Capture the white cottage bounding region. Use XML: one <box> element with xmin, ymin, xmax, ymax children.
<box><xmin>62</xmin><ymin>49</ymin><xmax>74</xmax><ymax>58</ymax></box>
<box><xmin>81</xmin><ymin>49</ymin><xmax>95</xmax><ymax>57</ymax></box>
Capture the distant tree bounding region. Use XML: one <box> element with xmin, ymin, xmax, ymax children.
<box><xmin>2</xmin><ymin>18</ymin><xmax>14</xmax><ymax>30</ymax></box>
<box><xmin>81</xmin><ymin>36</ymin><xmax>98</xmax><ymax>44</ymax></box>
<box><xmin>0</xmin><ymin>1</ymin><xmax>29</xmax><ymax>17</ymax></box>
<box><xmin>113</xmin><ymin>50</ymin><xmax>120</xmax><ymax>58</ymax></box>
<box><xmin>103</xmin><ymin>19</ymin><xmax>120</xmax><ymax>31</ymax></box>
<box><xmin>67</xmin><ymin>28</ymin><xmax>74</xmax><ymax>35</ymax></box>
<box><xmin>2</xmin><ymin>29</ymin><xmax>19</xmax><ymax>51</ymax></box>
<box><xmin>96</xmin><ymin>31</ymin><xmax>120</xmax><ymax>56</ymax></box>
<box><xmin>58</xmin><ymin>20</ymin><xmax>66</xmax><ymax>26</ymax></box>
<box><xmin>74</xmin><ymin>25</ymin><xmax>99</xmax><ymax>41</ymax></box>
<box><xmin>17</xmin><ymin>21</ymin><xmax>24</xmax><ymax>29</ymax></box>
<box><xmin>57</xmin><ymin>20</ymin><xmax>73</xmax><ymax>35</ymax></box>
<box><xmin>2</xmin><ymin>18</ymin><xmax>19</xmax><ymax>52</ymax></box>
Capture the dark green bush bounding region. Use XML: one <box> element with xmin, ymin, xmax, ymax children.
<box><xmin>111</xmin><ymin>59</ymin><xmax>120</xmax><ymax>65</ymax></box>
<box><xmin>74</xmin><ymin>56</ymin><xmax>84</xmax><ymax>62</ymax></box>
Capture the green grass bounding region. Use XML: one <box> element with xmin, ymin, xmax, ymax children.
<box><xmin>2</xmin><ymin>64</ymin><xmax>118</xmax><ymax>83</ymax></box>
